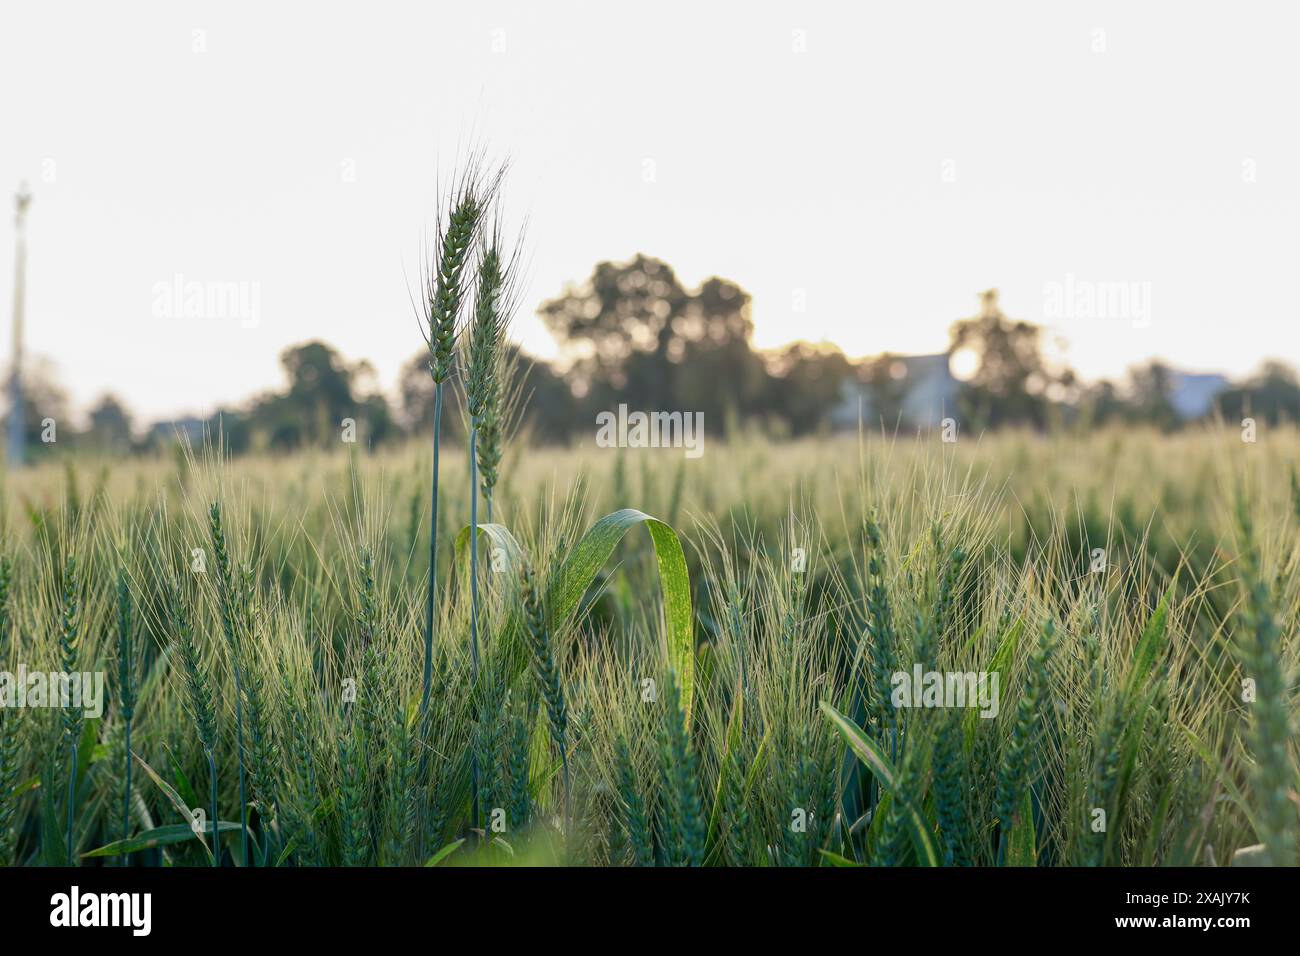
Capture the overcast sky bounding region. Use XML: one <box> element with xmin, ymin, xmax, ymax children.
<box><xmin>1</xmin><ymin>1</ymin><xmax>1297</xmax><ymax>421</ymax></box>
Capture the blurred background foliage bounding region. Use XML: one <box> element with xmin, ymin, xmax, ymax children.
<box><xmin>13</xmin><ymin>254</ymin><xmax>1300</xmax><ymax>460</ymax></box>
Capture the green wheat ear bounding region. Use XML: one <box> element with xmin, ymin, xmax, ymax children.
<box><xmin>862</xmin><ymin>512</ymin><xmax>899</xmax><ymax>736</ymax></box>
<box><xmin>279</xmin><ymin>665</ymin><xmax>322</xmax><ymax>866</ymax></box>
<box><xmin>57</xmin><ymin>556</ymin><xmax>80</xmax><ymax>742</ymax></box>
<box><xmin>169</xmin><ymin>575</ymin><xmax>222</xmax><ymax>866</ymax></box>
<box><xmin>466</xmin><ymin>244</ymin><xmax>503</xmax><ymax>424</ymax></box>
<box><xmin>115</xmin><ymin>567</ymin><xmax>136</xmax><ymax>855</ymax></box>
<box><xmin>521</xmin><ymin>567</ymin><xmax>567</xmax><ymax>756</ymax></box>
<box><xmin>418</xmin><ymin>159</ymin><xmax>503</xmax><ymax>724</ymax></box>
<box><xmin>505</xmin><ymin>700</ymin><xmax>531</xmax><ymax>837</ymax></box>
<box><xmin>207</xmin><ymin>501</ymin><xmax>260</xmax><ymax>860</ymax></box>
<box><xmin>615</xmin><ymin>734</ymin><xmax>652</xmax><ymax>867</ymax></box>
<box><xmin>932</xmin><ymin>708</ymin><xmax>969</xmax><ymax>866</ymax></box>
<box><xmin>468</xmin><ymin>242</ymin><xmax>504</xmax><ymax>499</ymax></box>
<box><xmin>660</xmin><ymin>672</ymin><xmax>704</xmax><ymax>866</ymax></box>
<box><xmin>1234</xmin><ymin>495</ymin><xmax>1298</xmax><ymax>866</ymax></box>
<box><xmin>426</xmin><ymin>166</ymin><xmax>497</xmax><ymax>384</ymax></box>
<box><xmin>994</xmin><ymin>617</ymin><xmax>1056</xmax><ymax>860</ymax></box>
<box><xmin>57</xmin><ymin>555</ymin><xmax>80</xmax><ymax>866</ymax></box>
<box><xmin>467</xmin><ymin>216</ymin><xmax>522</xmax><ymax>515</ymax></box>
<box><xmin>171</xmin><ymin>579</ymin><xmax>217</xmax><ymax>755</ymax></box>
<box><xmin>521</xmin><ymin>565</ymin><xmax>570</xmax><ymax>838</ymax></box>
<box><xmin>338</xmin><ymin>718</ymin><xmax>369</xmax><ymax>866</ymax></box>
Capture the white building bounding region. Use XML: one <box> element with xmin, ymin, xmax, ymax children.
<box><xmin>1167</xmin><ymin>371</ymin><xmax>1229</xmax><ymax>420</ymax></box>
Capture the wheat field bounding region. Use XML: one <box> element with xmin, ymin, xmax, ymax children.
<box><xmin>0</xmin><ymin>424</ymin><xmax>1295</xmax><ymax>867</ymax></box>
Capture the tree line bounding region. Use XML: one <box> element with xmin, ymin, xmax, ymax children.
<box><xmin>12</xmin><ymin>254</ymin><xmax>1300</xmax><ymax>457</ymax></box>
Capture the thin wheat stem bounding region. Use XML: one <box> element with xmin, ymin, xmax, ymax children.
<box><xmin>469</xmin><ymin>418</ymin><xmax>482</xmax><ymax>838</ymax></box>
<box><xmin>520</xmin><ymin>566</ymin><xmax>569</xmax><ymax>847</ymax></box>
<box><xmin>562</xmin><ymin>748</ymin><xmax>571</xmax><ymax>845</ymax></box>
<box><xmin>206</xmin><ymin>750</ymin><xmax>220</xmax><ymax>867</ymax></box>
<box><xmin>116</xmin><ymin>571</ymin><xmax>135</xmax><ymax>864</ymax></box>
<box><xmin>421</xmin><ymin>383</ymin><xmax>444</xmax><ymax>717</ymax></box>
<box><xmin>233</xmin><ymin>668</ymin><xmax>248</xmax><ymax>863</ymax></box>
<box><xmin>469</xmin><ymin>424</ymin><xmax>482</xmax><ymax>678</ymax></box>
<box><xmin>121</xmin><ymin>720</ymin><xmax>131</xmax><ymax>861</ymax></box>
<box><xmin>208</xmin><ymin>503</ymin><xmax>250</xmax><ymax>863</ymax></box>
<box><xmin>58</xmin><ymin>557</ymin><xmax>79</xmax><ymax>866</ymax></box>
<box><xmin>65</xmin><ymin>740</ymin><xmax>76</xmax><ymax>865</ymax></box>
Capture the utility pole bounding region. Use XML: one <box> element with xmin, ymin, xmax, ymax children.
<box><xmin>8</xmin><ymin>182</ymin><xmax>30</xmax><ymax>468</ymax></box>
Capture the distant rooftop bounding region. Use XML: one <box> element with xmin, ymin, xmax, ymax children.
<box><xmin>1168</xmin><ymin>371</ymin><xmax>1229</xmax><ymax>420</ymax></box>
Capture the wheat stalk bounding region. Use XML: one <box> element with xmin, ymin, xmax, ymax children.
<box><xmin>417</xmin><ymin>160</ymin><xmax>503</xmax><ymax>723</ymax></box>
<box><xmin>207</xmin><ymin>502</ymin><xmax>251</xmax><ymax>862</ymax></box>
<box><xmin>1234</xmin><ymin>495</ymin><xmax>1297</xmax><ymax>865</ymax></box>
<box><xmin>170</xmin><ymin>578</ymin><xmax>221</xmax><ymax>866</ymax></box>
<box><xmin>57</xmin><ymin>555</ymin><xmax>79</xmax><ymax>866</ymax></box>
<box><xmin>521</xmin><ymin>565</ymin><xmax>569</xmax><ymax>840</ymax></box>
<box><xmin>994</xmin><ymin>618</ymin><xmax>1056</xmax><ymax>864</ymax></box>
<box><xmin>115</xmin><ymin>568</ymin><xmax>135</xmax><ymax>861</ymax></box>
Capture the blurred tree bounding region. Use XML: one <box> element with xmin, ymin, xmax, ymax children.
<box><xmin>1076</xmin><ymin>380</ymin><xmax>1131</xmax><ymax>428</ymax></box>
<box><xmin>247</xmin><ymin>341</ymin><xmax>395</xmax><ymax>449</ymax></box>
<box><xmin>506</xmin><ymin>345</ymin><xmax>580</xmax><ymax>443</ymax></box>
<box><xmin>1214</xmin><ymin>360</ymin><xmax>1300</xmax><ymax>425</ymax></box>
<box><xmin>539</xmin><ymin>256</ymin><xmax>764</xmax><ymax>433</ymax></box>
<box><xmin>1127</xmin><ymin>360</ymin><xmax>1179</xmax><ymax>431</ymax></box>
<box><xmin>8</xmin><ymin>356</ymin><xmax>71</xmax><ymax>456</ymax></box>
<box><xmin>87</xmin><ymin>394</ymin><xmax>134</xmax><ymax>453</ymax></box>
<box><xmin>397</xmin><ymin>351</ymin><xmax>465</xmax><ymax>443</ymax></box>
<box><xmin>857</xmin><ymin>353</ymin><xmax>912</xmax><ymax>429</ymax></box>
<box><xmin>209</xmin><ymin>409</ymin><xmax>254</xmax><ymax>455</ymax></box>
<box><xmin>949</xmin><ymin>289</ymin><xmax>1055</xmax><ymax>429</ymax></box>
<box><xmin>284</xmin><ymin>341</ymin><xmax>356</xmax><ymax>424</ymax></box>
<box><xmin>540</xmin><ymin>255</ymin><xmax>687</xmax><ymax>398</ymax></box>
<box><xmin>398</xmin><ymin>343</ymin><xmax>576</xmax><ymax>445</ymax></box>
<box><xmin>762</xmin><ymin>342</ymin><xmax>853</xmax><ymax>435</ymax></box>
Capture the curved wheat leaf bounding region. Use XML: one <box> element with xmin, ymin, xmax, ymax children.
<box><xmin>547</xmin><ymin>509</ymin><xmax>695</xmax><ymax>725</ymax></box>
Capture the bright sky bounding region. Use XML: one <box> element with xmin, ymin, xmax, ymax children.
<box><xmin>1</xmin><ymin>1</ymin><xmax>1297</xmax><ymax>421</ymax></box>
